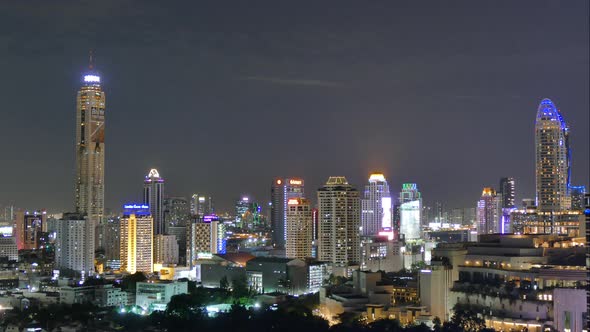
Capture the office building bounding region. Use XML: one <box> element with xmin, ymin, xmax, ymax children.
<box><xmin>246</xmin><ymin>257</ymin><xmax>307</xmax><ymax>295</ymax></box>
<box><xmin>317</xmin><ymin>176</ymin><xmax>361</xmax><ymax>271</ymax></box>
<box><xmin>168</xmin><ymin>226</ymin><xmax>187</xmax><ymax>265</ymax></box>
<box><xmin>399</xmin><ymin>183</ymin><xmax>422</xmax><ymax>241</ymax></box>
<box><xmin>187</xmin><ymin>215</ymin><xmax>226</xmax><ymax>268</ymax></box>
<box><xmin>584</xmin><ymin>193</ymin><xmax>590</xmax><ymax>330</ymax></box>
<box><xmin>570</xmin><ymin>185</ymin><xmax>586</xmax><ymax>211</ymax></box>
<box><xmin>74</xmin><ymin>57</ymin><xmax>105</xmax><ymax>225</ymax></box>
<box><xmin>143</xmin><ymin>169</ymin><xmax>164</xmax><ymax>235</ymax></box>
<box><xmin>361</xmin><ymin>173</ymin><xmax>392</xmax><ymax>237</ymax></box>
<box><xmin>285</xmin><ymin>198</ymin><xmax>313</xmax><ymax>260</ymax></box>
<box><xmin>97</xmin><ymin>217</ymin><xmax>120</xmax><ymax>267</ymax></box>
<box><xmin>190</xmin><ymin>194</ymin><xmax>213</xmax><ymax>216</ymax></box>
<box><xmin>360</xmin><ymin>236</ymin><xmax>403</xmax><ymax>273</ymax></box>
<box><xmin>535</xmin><ymin>98</ymin><xmax>571</xmax><ymax>212</ymax></box>
<box><xmin>235</xmin><ymin>197</ymin><xmax>250</xmax><ymax>229</ymax></box>
<box><xmin>0</xmin><ymin>237</ymin><xmax>17</xmax><ymax>261</ymax></box>
<box><xmin>120</xmin><ymin>204</ymin><xmax>153</xmax><ymax>274</ymax></box>
<box><xmin>154</xmin><ymin>234</ymin><xmax>179</xmax><ymax>265</ymax></box>
<box><xmin>14</xmin><ymin>211</ymin><xmax>46</xmax><ymax>250</ymax></box>
<box><xmin>164</xmin><ymin>196</ymin><xmax>190</xmax><ymax>229</ymax></box>
<box><xmin>55</xmin><ymin>213</ymin><xmax>95</xmax><ymax>278</ymax></box>
<box><xmin>499</xmin><ymin>177</ymin><xmax>516</xmax><ymax>208</ymax></box>
<box><xmin>271</xmin><ymin>178</ymin><xmax>304</xmax><ymax>248</ymax></box>
<box><xmin>476</xmin><ymin>187</ymin><xmax>500</xmax><ymax>234</ymax></box>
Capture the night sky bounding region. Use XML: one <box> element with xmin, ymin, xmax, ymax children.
<box><xmin>1</xmin><ymin>1</ymin><xmax>588</xmax><ymax>214</ymax></box>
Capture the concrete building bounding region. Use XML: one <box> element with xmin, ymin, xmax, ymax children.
<box><xmin>419</xmin><ymin>261</ymin><xmax>453</xmax><ymax>321</ymax></box>
<box><xmin>94</xmin><ymin>284</ymin><xmax>128</xmax><ymax>307</ymax></box>
<box><xmin>154</xmin><ymin>234</ymin><xmax>179</xmax><ymax>265</ymax></box>
<box><xmin>136</xmin><ymin>280</ymin><xmax>188</xmax><ymax>312</ymax></box>
<box><xmin>0</xmin><ymin>237</ymin><xmax>18</xmax><ymax>261</ymax></box>
<box><xmin>187</xmin><ymin>215</ymin><xmax>226</xmax><ymax>269</ymax></box>
<box><xmin>317</xmin><ymin>176</ymin><xmax>360</xmax><ymax>274</ymax></box>
<box><xmin>447</xmin><ymin>234</ymin><xmax>586</xmax><ymax>332</ymax></box>
<box><xmin>285</xmin><ymin>198</ymin><xmax>313</xmax><ymax>259</ymax></box>
<box><xmin>74</xmin><ymin>59</ymin><xmax>105</xmax><ymax>226</ymax></box>
<box><xmin>361</xmin><ymin>173</ymin><xmax>392</xmax><ymax>237</ymax></box>
<box><xmin>55</xmin><ymin>213</ymin><xmax>95</xmax><ymax>278</ymax></box>
<box><xmin>120</xmin><ymin>205</ymin><xmax>153</xmax><ymax>274</ymax></box>
<box><xmin>360</xmin><ymin>236</ymin><xmax>403</xmax><ymax>273</ymax></box>
<box><xmin>271</xmin><ymin>178</ymin><xmax>305</xmax><ymax>248</ymax></box>
<box><xmin>246</xmin><ymin>257</ymin><xmax>307</xmax><ymax>295</ymax></box>
<box><xmin>143</xmin><ymin>169</ymin><xmax>164</xmax><ymax>235</ymax></box>
<box><xmin>163</xmin><ymin>196</ymin><xmax>190</xmax><ymax>230</ymax></box>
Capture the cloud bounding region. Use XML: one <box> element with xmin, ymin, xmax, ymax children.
<box><xmin>242</xmin><ymin>76</ymin><xmax>341</xmax><ymax>87</ymax></box>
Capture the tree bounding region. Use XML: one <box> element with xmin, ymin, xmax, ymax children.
<box><xmin>120</xmin><ymin>272</ymin><xmax>147</xmax><ymax>291</ymax></box>
<box><xmin>220</xmin><ymin>276</ymin><xmax>229</xmax><ymax>290</ymax></box>
<box><xmin>449</xmin><ymin>309</ymin><xmax>487</xmax><ymax>332</ymax></box>
<box><xmin>432</xmin><ymin>317</ymin><xmax>442</xmax><ymax>332</ymax></box>
<box><xmin>231</xmin><ymin>274</ymin><xmax>250</xmax><ymax>300</ymax></box>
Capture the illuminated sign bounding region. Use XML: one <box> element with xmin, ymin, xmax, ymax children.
<box><xmin>288</xmin><ymin>199</ymin><xmax>299</xmax><ymax>205</ymax></box>
<box><xmin>381</xmin><ymin>197</ymin><xmax>392</xmax><ymax>229</ymax></box>
<box><xmin>123</xmin><ymin>204</ymin><xmax>149</xmax><ymax>209</ymax></box>
<box><xmin>276</xmin><ymin>179</ymin><xmax>282</xmax><ymax>185</ymax></box>
<box><xmin>242</xmin><ymin>197</ymin><xmax>249</xmax><ymax>201</ymax></box>
<box><xmin>83</xmin><ymin>75</ymin><xmax>100</xmax><ymax>83</ymax></box>
<box><xmin>203</xmin><ymin>215</ymin><xmax>219</xmax><ymax>222</ymax></box>
<box><xmin>369</xmin><ymin>173</ymin><xmax>385</xmax><ymax>182</ymax></box>
<box><xmin>197</xmin><ymin>253</ymin><xmax>213</xmax><ymax>259</ymax></box>
<box><xmin>198</xmin><ymin>197</ymin><xmax>206</xmax><ymax>202</ymax></box>
<box><xmin>289</xmin><ymin>179</ymin><xmax>302</xmax><ymax>185</ymax></box>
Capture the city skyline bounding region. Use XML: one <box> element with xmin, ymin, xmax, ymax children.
<box><xmin>1</xmin><ymin>2</ymin><xmax>588</xmax><ymax>213</ymax></box>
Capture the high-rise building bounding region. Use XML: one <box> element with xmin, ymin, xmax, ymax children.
<box><xmin>477</xmin><ymin>188</ymin><xmax>500</xmax><ymax>234</ymax></box>
<box><xmin>570</xmin><ymin>185</ymin><xmax>587</xmax><ymax>211</ymax></box>
<box><xmin>164</xmin><ymin>197</ymin><xmax>190</xmax><ymax>229</ymax></box>
<box><xmin>187</xmin><ymin>215</ymin><xmax>226</xmax><ymax>268</ymax></box>
<box><xmin>399</xmin><ymin>184</ymin><xmax>422</xmax><ymax>241</ymax></box>
<box><xmin>361</xmin><ymin>173</ymin><xmax>392</xmax><ymax>236</ymax></box>
<box><xmin>120</xmin><ymin>204</ymin><xmax>153</xmax><ymax>274</ymax></box>
<box><xmin>14</xmin><ymin>211</ymin><xmax>46</xmax><ymax>250</ymax></box>
<box><xmin>190</xmin><ymin>194</ymin><xmax>213</xmax><ymax>216</ymax></box>
<box><xmin>55</xmin><ymin>213</ymin><xmax>95</xmax><ymax>278</ymax></box>
<box><xmin>74</xmin><ymin>57</ymin><xmax>105</xmax><ymax>224</ymax></box>
<box><xmin>154</xmin><ymin>234</ymin><xmax>179</xmax><ymax>265</ymax></box>
<box><xmin>143</xmin><ymin>169</ymin><xmax>164</xmax><ymax>235</ymax></box>
<box><xmin>285</xmin><ymin>198</ymin><xmax>313</xmax><ymax>260</ymax></box>
<box><xmin>499</xmin><ymin>177</ymin><xmax>516</xmax><ymax>209</ymax></box>
<box><xmin>235</xmin><ymin>197</ymin><xmax>250</xmax><ymax>229</ymax></box>
<box><xmin>317</xmin><ymin>176</ymin><xmax>360</xmax><ymax>269</ymax></box>
<box><xmin>584</xmin><ymin>193</ymin><xmax>590</xmax><ymax>330</ymax></box>
<box><xmin>96</xmin><ymin>217</ymin><xmax>120</xmax><ymax>268</ymax></box>
<box><xmin>271</xmin><ymin>178</ymin><xmax>304</xmax><ymax>248</ymax></box>
<box><xmin>535</xmin><ymin>98</ymin><xmax>571</xmax><ymax>212</ymax></box>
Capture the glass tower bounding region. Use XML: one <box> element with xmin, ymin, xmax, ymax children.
<box><xmin>361</xmin><ymin>173</ymin><xmax>392</xmax><ymax>236</ymax></box>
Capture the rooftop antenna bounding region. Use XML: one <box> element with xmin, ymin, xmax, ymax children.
<box><xmin>89</xmin><ymin>49</ymin><xmax>95</xmax><ymax>70</ymax></box>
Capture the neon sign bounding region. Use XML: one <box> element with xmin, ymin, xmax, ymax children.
<box><xmin>288</xmin><ymin>199</ymin><xmax>299</xmax><ymax>205</ymax></box>
<box><xmin>123</xmin><ymin>204</ymin><xmax>149</xmax><ymax>209</ymax></box>
<box><xmin>289</xmin><ymin>179</ymin><xmax>302</xmax><ymax>185</ymax></box>
<box><xmin>84</xmin><ymin>75</ymin><xmax>100</xmax><ymax>83</ymax></box>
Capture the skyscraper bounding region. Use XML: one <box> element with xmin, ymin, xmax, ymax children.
<box><xmin>74</xmin><ymin>56</ymin><xmax>105</xmax><ymax>224</ymax></box>
<box><xmin>477</xmin><ymin>188</ymin><xmax>500</xmax><ymax>234</ymax></box>
<box><xmin>235</xmin><ymin>197</ymin><xmax>250</xmax><ymax>229</ymax></box>
<box><xmin>399</xmin><ymin>183</ymin><xmax>422</xmax><ymax>241</ymax></box>
<box><xmin>285</xmin><ymin>198</ymin><xmax>313</xmax><ymax>260</ymax></box>
<box><xmin>317</xmin><ymin>176</ymin><xmax>360</xmax><ymax>271</ymax></box>
<box><xmin>55</xmin><ymin>213</ymin><xmax>95</xmax><ymax>278</ymax></box>
<box><xmin>190</xmin><ymin>194</ymin><xmax>213</xmax><ymax>216</ymax></box>
<box><xmin>570</xmin><ymin>185</ymin><xmax>587</xmax><ymax>211</ymax></box>
<box><xmin>361</xmin><ymin>173</ymin><xmax>392</xmax><ymax>236</ymax></box>
<box><xmin>535</xmin><ymin>98</ymin><xmax>571</xmax><ymax>212</ymax></box>
<box><xmin>120</xmin><ymin>204</ymin><xmax>153</xmax><ymax>274</ymax></box>
<box><xmin>499</xmin><ymin>177</ymin><xmax>516</xmax><ymax>209</ymax></box>
<box><xmin>271</xmin><ymin>178</ymin><xmax>304</xmax><ymax>248</ymax></box>
<box><xmin>187</xmin><ymin>215</ymin><xmax>226</xmax><ymax>268</ymax></box>
<box><xmin>164</xmin><ymin>196</ymin><xmax>190</xmax><ymax>228</ymax></box>
<box><xmin>143</xmin><ymin>169</ymin><xmax>164</xmax><ymax>235</ymax></box>
<box><xmin>14</xmin><ymin>211</ymin><xmax>46</xmax><ymax>250</ymax></box>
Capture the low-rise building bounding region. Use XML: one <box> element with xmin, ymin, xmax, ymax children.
<box><xmin>59</xmin><ymin>286</ymin><xmax>96</xmax><ymax>305</ymax></box>
<box><xmin>246</xmin><ymin>257</ymin><xmax>307</xmax><ymax>295</ymax></box>
<box><xmin>94</xmin><ymin>284</ymin><xmax>128</xmax><ymax>307</ymax></box>
<box><xmin>135</xmin><ymin>280</ymin><xmax>188</xmax><ymax>312</ymax></box>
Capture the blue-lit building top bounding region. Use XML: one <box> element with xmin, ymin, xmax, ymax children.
<box><xmin>123</xmin><ymin>203</ymin><xmax>151</xmax><ymax>216</ymax></box>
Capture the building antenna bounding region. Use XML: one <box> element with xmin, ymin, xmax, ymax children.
<box><xmin>89</xmin><ymin>49</ymin><xmax>95</xmax><ymax>70</ymax></box>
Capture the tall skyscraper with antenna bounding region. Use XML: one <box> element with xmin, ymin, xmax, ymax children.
<box><xmin>74</xmin><ymin>52</ymin><xmax>105</xmax><ymax>225</ymax></box>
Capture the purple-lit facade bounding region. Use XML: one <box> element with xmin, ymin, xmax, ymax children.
<box><xmin>535</xmin><ymin>98</ymin><xmax>571</xmax><ymax>212</ymax></box>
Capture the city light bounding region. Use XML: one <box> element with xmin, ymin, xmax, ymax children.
<box><xmin>83</xmin><ymin>74</ymin><xmax>100</xmax><ymax>83</ymax></box>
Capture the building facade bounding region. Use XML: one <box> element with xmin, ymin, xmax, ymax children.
<box><xmin>120</xmin><ymin>205</ymin><xmax>153</xmax><ymax>274</ymax></box>
<box><xmin>14</xmin><ymin>211</ymin><xmax>46</xmax><ymax>250</ymax></box>
<box><xmin>399</xmin><ymin>183</ymin><xmax>422</xmax><ymax>241</ymax></box>
<box><xmin>190</xmin><ymin>194</ymin><xmax>213</xmax><ymax>217</ymax></box>
<box><xmin>476</xmin><ymin>187</ymin><xmax>500</xmax><ymax>234</ymax></box>
<box><xmin>361</xmin><ymin>173</ymin><xmax>392</xmax><ymax>237</ymax></box>
<box><xmin>285</xmin><ymin>198</ymin><xmax>313</xmax><ymax>260</ymax></box>
<box><xmin>143</xmin><ymin>169</ymin><xmax>164</xmax><ymax>235</ymax></box>
<box><xmin>535</xmin><ymin>98</ymin><xmax>571</xmax><ymax>212</ymax></box>
<box><xmin>317</xmin><ymin>176</ymin><xmax>361</xmax><ymax>270</ymax></box>
<box><xmin>154</xmin><ymin>234</ymin><xmax>179</xmax><ymax>265</ymax></box>
<box><xmin>74</xmin><ymin>60</ymin><xmax>105</xmax><ymax>225</ymax></box>
<box><xmin>187</xmin><ymin>215</ymin><xmax>226</xmax><ymax>268</ymax></box>
<box><xmin>55</xmin><ymin>213</ymin><xmax>95</xmax><ymax>278</ymax></box>
<box><xmin>271</xmin><ymin>178</ymin><xmax>304</xmax><ymax>248</ymax></box>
